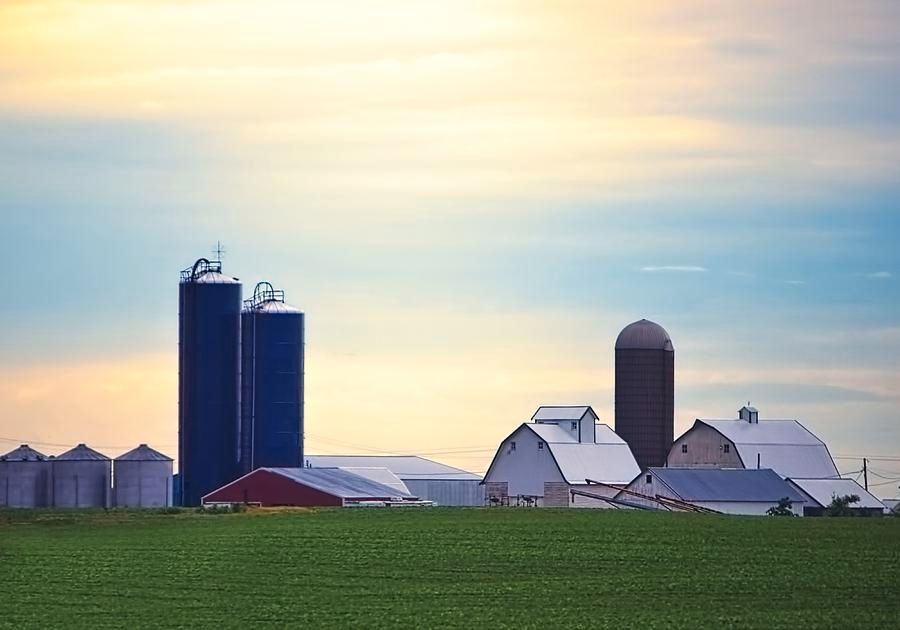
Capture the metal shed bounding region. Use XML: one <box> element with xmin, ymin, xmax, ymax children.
<box><xmin>114</xmin><ymin>444</ymin><xmax>174</xmax><ymax>508</ymax></box>
<box><xmin>52</xmin><ymin>444</ymin><xmax>111</xmax><ymax>508</ymax></box>
<box><xmin>305</xmin><ymin>455</ymin><xmax>483</xmax><ymax>506</ymax></box>
<box><xmin>0</xmin><ymin>444</ymin><xmax>51</xmax><ymax>508</ymax></box>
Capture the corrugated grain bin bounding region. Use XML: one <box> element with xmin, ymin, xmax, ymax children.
<box><xmin>114</xmin><ymin>444</ymin><xmax>174</xmax><ymax>508</ymax></box>
<box><xmin>52</xmin><ymin>444</ymin><xmax>111</xmax><ymax>508</ymax></box>
<box><xmin>0</xmin><ymin>444</ymin><xmax>51</xmax><ymax>508</ymax></box>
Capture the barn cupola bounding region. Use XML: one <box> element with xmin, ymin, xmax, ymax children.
<box><xmin>739</xmin><ymin>405</ymin><xmax>759</xmax><ymax>424</ymax></box>
<box><xmin>531</xmin><ymin>406</ymin><xmax>598</xmax><ymax>443</ymax></box>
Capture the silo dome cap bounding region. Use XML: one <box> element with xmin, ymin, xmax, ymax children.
<box><xmin>615</xmin><ymin>319</ymin><xmax>674</xmax><ymax>351</ymax></box>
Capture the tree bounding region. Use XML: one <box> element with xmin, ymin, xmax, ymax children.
<box><xmin>825</xmin><ymin>493</ymin><xmax>860</xmax><ymax>517</ymax></box>
<box><xmin>767</xmin><ymin>497</ymin><xmax>797</xmax><ymax>517</ymax></box>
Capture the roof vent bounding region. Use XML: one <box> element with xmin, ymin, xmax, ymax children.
<box><xmin>739</xmin><ymin>405</ymin><xmax>759</xmax><ymax>424</ymax></box>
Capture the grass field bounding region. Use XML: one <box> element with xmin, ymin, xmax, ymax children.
<box><xmin>1</xmin><ymin>508</ymin><xmax>898</xmax><ymax>628</ymax></box>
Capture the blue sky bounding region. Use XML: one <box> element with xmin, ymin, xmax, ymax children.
<box><xmin>1</xmin><ymin>1</ymin><xmax>898</xmax><ymax>493</ymax></box>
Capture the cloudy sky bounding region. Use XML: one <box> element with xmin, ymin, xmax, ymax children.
<box><xmin>1</xmin><ymin>1</ymin><xmax>898</xmax><ymax>491</ymax></box>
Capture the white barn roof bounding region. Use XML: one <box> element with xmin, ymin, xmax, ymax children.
<box><xmin>697</xmin><ymin>419</ymin><xmax>838</xmax><ymax>479</ymax></box>
<box><xmin>304</xmin><ymin>455</ymin><xmax>481</xmax><ymax>481</ymax></box>
<box><xmin>788</xmin><ymin>478</ymin><xmax>885</xmax><ymax>510</ymax></box>
<box><xmin>485</xmin><ymin>422</ymin><xmax>640</xmax><ymax>485</ymax></box>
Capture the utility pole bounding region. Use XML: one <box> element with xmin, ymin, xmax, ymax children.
<box><xmin>863</xmin><ymin>457</ymin><xmax>868</xmax><ymax>491</ymax></box>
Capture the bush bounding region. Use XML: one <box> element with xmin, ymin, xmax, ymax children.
<box><xmin>767</xmin><ymin>497</ymin><xmax>797</xmax><ymax>517</ymax></box>
<box><xmin>825</xmin><ymin>494</ymin><xmax>860</xmax><ymax>517</ymax></box>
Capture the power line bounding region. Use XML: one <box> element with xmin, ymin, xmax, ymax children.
<box><xmin>0</xmin><ymin>436</ymin><xmax>176</xmax><ymax>451</ymax></box>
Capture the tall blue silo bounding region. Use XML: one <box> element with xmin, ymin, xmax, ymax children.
<box><xmin>240</xmin><ymin>282</ymin><xmax>304</xmax><ymax>473</ymax></box>
<box><xmin>179</xmin><ymin>258</ymin><xmax>242</xmax><ymax>506</ymax></box>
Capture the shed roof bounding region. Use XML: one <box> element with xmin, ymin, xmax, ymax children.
<box><xmin>532</xmin><ymin>406</ymin><xmax>597</xmax><ymax>422</ymax></box>
<box><xmin>55</xmin><ymin>444</ymin><xmax>110</xmax><ymax>461</ymax></box>
<box><xmin>788</xmin><ymin>478</ymin><xmax>885</xmax><ymax>510</ymax></box>
<box><xmin>115</xmin><ymin>444</ymin><xmax>173</xmax><ymax>461</ymax></box>
<box><xmin>696</xmin><ymin>419</ymin><xmax>838</xmax><ymax>479</ymax></box>
<box><xmin>333</xmin><ymin>467</ymin><xmax>411</xmax><ymax>495</ymax></box>
<box><xmin>304</xmin><ymin>455</ymin><xmax>481</xmax><ymax>481</ymax></box>
<box><xmin>648</xmin><ymin>468</ymin><xmax>806</xmax><ymax>503</ymax></box>
<box><xmin>0</xmin><ymin>444</ymin><xmax>48</xmax><ymax>461</ymax></box>
<box><xmin>267</xmin><ymin>467</ymin><xmax>411</xmax><ymax>499</ymax></box>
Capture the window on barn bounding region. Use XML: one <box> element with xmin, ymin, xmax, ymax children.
<box><xmin>538</xmin><ymin>441</ymin><xmax>544</xmax><ymax>450</ymax></box>
<box><xmin>510</xmin><ymin>441</ymin><xmax>516</xmax><ymax>452</ymax></box>
<box><xmin>724</xmin><ymin>444</ymin><xmax>730</xmax><ymax>454</ymax></box>
<box><xmin>570</xmin><ymin>421</ymin><xmax>577</xmax><ymax>430</ymax></box>
<box><xmin>645</xmin><ymin>474</ymin><xmax>652</xmax><ymax>484</ymax></box>
<box><xmin>681</xmin><ymin>443</ymin><xmax>688</xmax><ymax>453</ymax></box>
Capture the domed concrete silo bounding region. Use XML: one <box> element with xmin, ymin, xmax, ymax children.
<box><xmin>0</xmin><ymin>444</ymin><xmax>51</xmax><ymax>508</ymax></box>
<box><xmin>52</xmin><ymin>444</ymin><xmax>111</xmax><ymax>508</ymax></box>
<box><xmin>114</xmin><ymin>444</ymin><xmax>174</xmax><ymax>508</ymax></box>
<box><xmin>615</xmin><ymin>319</ymin><xmax>675</xmax><ymax>470</ymax></box>
<box><xmin>179</xmin><ymin>258</ymin><xmax>242</xmax><ymax>506</ymax></box>
<box><xmin>240</xmin><ymin>282</ymin><xmax>304</xmax><ymax>473</ymax></box>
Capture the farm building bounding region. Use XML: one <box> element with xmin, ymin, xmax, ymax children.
<box><xmin>202</xmin><ymin>467</ymin><xmax>414</xmax><ymax>507</ymax></box>
<box><xmin>787</xmin><ymin>478</ymin><xmax>885</xmax><ymax>517</ymax></box>
<box><xmin>305</xmin><ymin>455</ymin><xmax>483</xmax><ymax>506</ymax></box>
<box><xmin>482</xmin><ymin>406</ymin><xmax>641</xmax><ymax>507</ymax></box>
<box><xmin>618</xmin><ymin>467</ymin><xmax>808</xmax><ymax>515</ymax></box>
<box><xmin>666</xmin><ymin>406</ymin><xmax>839</xmax><ymax>479</ymax></box>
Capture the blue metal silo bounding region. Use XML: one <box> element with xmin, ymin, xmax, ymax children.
<box><xmin>240</xmin><ymin>282</ymin><xmax>304</xmax><ymax>473</ymax></box>
<box><xmin>179</xmin><ymin>258</ymin><xmax>242</xmax><ymax>506</ymax></box>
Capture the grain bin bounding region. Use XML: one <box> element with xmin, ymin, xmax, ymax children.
<box><xmin>179</xmin><ymin>257</ymin><xmax>242</xmax><ymax>506</ymax></box>
<box><xmin>240</xmin><ymin>282</ymin><xmax>304</xmax><ymax>473</ymax></box>
<box><xmin>114</xmin><ymin>444</ymin><xmax>174</xmax><ymax>508</ymax></box>
<box><xmin>52</xmin><ymin>444</ymin><xmax>111</xmax><ymax>508</ymax></box>
<box><xmin>0</xmin><ymin>444</ymin><xmax>51</xmax><ymax>508</ymax></box>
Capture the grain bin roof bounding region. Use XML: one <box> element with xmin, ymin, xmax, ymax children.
<box><xmin>648</xmin><ymin>468</ymin><xmax>806</xmax><ymax>503</ymax></box>
<box><xmin>115</xmin><ymin>444</ymin><xmax>173</xmax><ymax>461</ymax></box>
<box><xmin>788</xmin><ymin>478</ymin><xmax>885</xmax><ymax>510</ymax></box>
<box><xmin>305</xmin><ymin>455</ymin><xmax>481</xmax><ymax>481</ymax></box>
<box><xmin>615</xmin><ymin>319</ymin><xmax>674</xmax><ymax>351</ymax></box>
<box><xmin>0</xmin><ymin>444</ymin><xmax>48</xmax><ymax>461</ymax></box>
<box><xmin>695</xmin><ymin>419</ymin><xmax>838</xmax><ymax>479</ymax></box>
<box><xmin>55</xmin><ymin>444</ymin><xmax>110</xmax><ymax>461</ymax></box>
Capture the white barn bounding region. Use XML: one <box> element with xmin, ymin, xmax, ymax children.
<box><xmin>619</xmin><ymin>467</ymin><xmax>809</xmax><ymax>516</ymax></box>
<box><xmin>304</xmin><ymin>455</ymin><xmax>483</xmax><ymax>506</ymax></box>
<box><xmin>666</xmin><ymin>406</ymin><xmax>839</xmax><ymax>479</ymax></box>
<box><xmin>482</xmin><ymin>406</ymin><xmax>641</xmax><ymax>508</ymax></box>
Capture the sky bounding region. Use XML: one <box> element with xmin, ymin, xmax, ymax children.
<box><xmin>1</xmin><ymin>1</ymin><xmax>899</xmax><ymax>495</ymax></box>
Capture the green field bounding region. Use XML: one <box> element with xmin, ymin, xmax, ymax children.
<box><xmin>1</xmin><ymin>508</ymin><xmax>898</xmax><ymax>628</ymax></box>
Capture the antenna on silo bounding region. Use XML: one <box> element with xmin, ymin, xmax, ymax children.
<box><xmin>212</xmin><ymin>241</ymin><xmax>227</xmax><ymax>261</ymax></box>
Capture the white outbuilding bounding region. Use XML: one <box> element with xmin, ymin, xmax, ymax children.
<box><xmin>666</xmin><ymin>406</ymin><xmax>839</xmax><ymax>479</ymax></box>
<box><xmin>618</xmin><ymin>467</ymin><xmax>809</xmax><ymax>515</ymax></box>
<box><xmin>482</xmin><ymin>406</ymin><xmax>641</xmax><ymax>507</ymax></box>
<box><xmin>787</xmin><ymin>478</ymin><xmax>885</xmax><ymax>517</ymax></box>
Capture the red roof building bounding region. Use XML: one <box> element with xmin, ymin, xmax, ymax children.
<box><xmin>202</xmin><ymin>467</ymin><xmax>411</xmax><ymax>507</ymax></box>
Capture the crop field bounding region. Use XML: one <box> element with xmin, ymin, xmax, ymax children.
<box><xmin>1</xmin><ymin>508</ymin><xmax>898</xmax><ymax>629</ymax></box>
